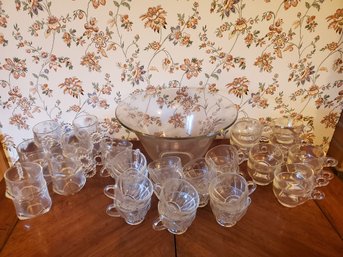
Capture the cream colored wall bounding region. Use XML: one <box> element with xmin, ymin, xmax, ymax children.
<box><xmin>0</xmin><ymin>0</ymin><xmax>342</xmax><ymax>163</ymax></box>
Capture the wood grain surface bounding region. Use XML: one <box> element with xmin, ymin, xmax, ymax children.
<box><xmin>0</xmin><ymin>140</ymin><xmax>342</xmax><ymax>257</ymax></box>
<box><xmin>0</xmin><ymin>174</ymin><xmax>175</xmax><ymax>257</ymax></box>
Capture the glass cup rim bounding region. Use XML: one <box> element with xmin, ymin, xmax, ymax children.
<box><xmin>5</xmin><ymin>162</ymin><xmax>43</xmax><ymax>183</ymax></box>
<box><xmin>115</xmin><ymin>169</ymin><xmax>154</xmax><ymax>202</ymax></box>
<box><xmin>274</xmin><ymin>163</ymin><xmax>314</xmax><ymax>178</ymax></box>
<box><xmin>249</xmin><ymin>142</ymin><xmax>284</xmax><ymax>160</ymax></box>
<box><xmin>288</xmin><ymin>143</ymin><xmax>325</xmax><ymax>159</ymax></box>
<box><xmin>209</xmin><ymin>173</ymin><xmax>249</xmax><ymax>203</ymax></box>
<box><xmin>72</xmin><ymin>114</ymin><xmax>98</xmax><ymax>129</ymax></box>
<box><xmin>148</xmin><ymin>156</ymin><xmax>182</xmax><ymax>169</ymax></box>
<box><xmin>32</xmin><ymin>120</ymin><xmax>61</xmax><ymax>134</ymax></box>
<box><xmin>159</xmin><ymin>178</ymin><xmax>200</xmax><ymax>212</ymax></box>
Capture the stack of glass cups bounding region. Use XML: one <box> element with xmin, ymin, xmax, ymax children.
<box><xmin>209</xmin><ymin>173</ymin><xmax>255</xmax><ymax>227</ymax></box>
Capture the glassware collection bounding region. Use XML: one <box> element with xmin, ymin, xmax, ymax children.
<box><xmin>3</xmin><ymin>87</ymin><xmax>338</xmax><ymax>235</ymax></box>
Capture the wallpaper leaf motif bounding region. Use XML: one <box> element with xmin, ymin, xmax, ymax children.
<box><xmin>0</xmin><ymin>0</ymin><xmax>342</xmax><ymax>163</ymax></box>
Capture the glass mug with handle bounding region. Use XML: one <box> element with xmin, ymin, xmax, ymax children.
<box><xmin>182</xmin><ymin>158</ymin><xmax>215</xmax><ymax>207</ymax></box>
<box><xmin>209</xmin><ymin>173</ymin><xmax>254</xmax><ymax>227</ymax></box>
<box><xmin>152</xmin><ymin>178</ymin><xmax>199</xmax><ymax>235</ymax></box>
<box><xmin>205</xmin><ymin>144</ymin><xmax>245</xmax><ymax>175</ymax></box>
<box><xmin>273</xmin><ymin>163</ymin><xmax>325</xmax><ymax>208</ymax></box>
<box><xmin>287</xmin><ymin>144</ymin><xmax>337</xmax><ymax>187</ymax></box>
<box><xmin>4</xmin><ymin>162</ymin><xmax>52</xmax><ymax>220</ymax></box>
<box><xmin>106</xmin><ymin>148</ymin><xmax>147</xmax><ymax>179</ymax></box>
<box><xmin>247</xmin><ymin>143</ymin><xmax>284</xmax><ymax>186</ymax></box>
<box><xmin>16</xmin><ymin>138</ymin><xmax>51</xmax><ymax>185</ymax></box>
<box><xmin>229</xmin><ymin>117</ymin><xmax>265</xmax><ymax>156</ymax></box>
<box><xmin>104</xmin><ymin>169</ymin><xmax>154</xmax><ymax>225</ymax></box>
<box><xmin>72</xmin><ymin>114</ymin><xmax>102</xmax><ymax>166</ymax></box>
<box><xmin>267</xmin><ymin>117</ymin><xmax>313</xmax><ymax>160</ymax></box>
<box><xmin>48</xmin><ymin>146</ymin><xmax>86</xmax><ymax>196</ymax></box>
<box><xmin>61</xmin><ymin>129</ymin><xmax>96</xmax><ymax>178</ymax></box>
<box><xmin>99</xmin><ymin>137</ymin><xmax>133</xmax><ymax>177</ymax></box>
<box><xmin>147</xmin><ymin>156</ymin><xmax>183</xmax><ymax>197</ymax></box>
<box><xmin>32</xmin><ymin>120</ymin><xmax>62</xmax><ymax>151</ymax></box>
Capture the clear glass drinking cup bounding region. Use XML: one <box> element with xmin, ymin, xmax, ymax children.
<box><xmin>287</xmin><ymin>144</ymin><xmax>338</xmax><ymax>187</ymax></box>
<box><xmin>73</xmin><ymin>114</ymin><xmax>102</xmax><ymax>165</ymax></box>
<box><xmin>61</xmin><ymin>130</ymin><xmax>96</xmax><ymax>178</ymax></box>
<box><xmin>32</xmin><ymin>120</ymin><xmax>62</xmax><ymax>151</ymax></box>
<box><xmin>4</xmin><ymin>162</ymin><xmax>52</xmax><ymax>220</ymax></box>
<box><xmin>147</xmin><ymin>156</ymin><xmax>183</xmax><ymax>197</ymax></box>
<box><xmin>16</xmin><ymin>138</ymin><xmax>51</xmax><ymax>184</ymax></box>
<box><xmin>230</xmin><ymin>117</ymin><xmax>264</xmax><ymax>155</ymax></box>
<box><xmin>209</xmin><ymin>173</ymin><xmax>252</xmax><ymax>227</ymax></box>
<box><xmin>205</xmin><ymin>144</ymin><xmax>244</xmax><ymax>175</ymax></box>
<box><xmin>49</xmin><ymin>153</ymin><xmax>86</xmax><ymax>196</ymax></box>
<box><xmin>273</xmin><ymin>163</ymin><xmax>325</xmax><ymax>208</ymax></box>
<box><xmin>106</xmin><ymin>148</ymin><xmax>147</xmax><ymax>179</ymax></box>
<box><xmin>104</xmin><ymin>169</ymin><xmax>153</xmax><ymax>225</ymax></box>
<box><xmin>209</xmin><ymin>173</ymin><xmax>254</xmax><ymax>227</ymax></box>
<box><xmin>209</xmin><ymin>173</ymin><xmax>255</xmax><ymax>207</ymax></box>
<box><xmin>270</xmin><ymin>117</ymin><xmax>311</xmax><ymax>145</ymax></box>
<box><xmin>72</xmin><ymin>114</ymin><xmax>98</xmax><ymax>137</ymax></box>
<box><xmin>99</xmin><ymin>137</ymin><xmax>133</xmax><ymax>177</ymax></box>
<box><xmin>210</xmin><ymin>196</ymin><xmax>251</xmax><ymax>228</ymax></box>
<box><xmin>182</xmin><ymin>158</ymin><xmax>215</xmax><ymax>207</ymax></box>
<box><xmin>247</xmin><ymin>143</ymin><xmax>284</xmax><ymax>185</ymax></box>
<box><xmin>152</xmin><ymin>178</ymin><xmax>199</xmax><ymax>235</ymax></box>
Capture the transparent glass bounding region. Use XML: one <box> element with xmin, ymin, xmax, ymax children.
<box><xmin>209</xmin><ymin>173</ymin><xmax>254</xmax><ymax>227</ymax></box>
<box><xmin>182</xmin><ymin>158</ymin><xmax>214</xmax><ymax>207</ymax></box>
<box><xmin>287</xmin><ymin>144</ymin><xmax>337</xmax><ymax>187</ymax></box>
<box><xmin>205</xmin><ymin>144</ymin><xmax>243</xmax><ymax>174</ymax></box>
<box><xmin>147</xmin><ymin>156</ymin><xmax>183</xmax><ymax>197</ymax></box>
<box><xmin>115</xmin><ymin>87</ymin><xmax>238</xmax><ymax>164</ymax></box>
<box><xmin>152</xmin><ymin>178</ymin><xmax>199</xmax><ymax>235</ymax></box>
<box><xmin>273</xmin><ymin>163</ymin><xmax>325</xmax><ymax>208</ymax></box>
<box><xmin>106</xmin><ymin>149</ymin><xmax>147</xmax><ymax>179</ymax></box>
<box><xmin>270</xmin><ymin>117</ymin><xmax>311</xmax><ymax>144</ymax></box>
<box><xmin>32</xmin><ymin>120</ymin><xmax>62</xmax><ymax>151</ymax></box>
<box><xmin>4</xmin><ymin>162</ymin><xmax>52</xmax><ymax>220</ymax></box>
<box><xmin>99</xmin><ymin>137</ymin><xmax>133</xmax><ymax>177</ymax></box>
<box><xmin>61</xmin><ymin>130</ymin><xmax>96</xmax><ymax>178</ymax></box>
<box><xmin>247</xmin><ymin>143</ymin><xmax>284</xmax><ymax>185</ymax></box>
<box><xmin>16</xmin><ymin>138</ymin><xmax>51</xmax><ymax>184</ymax></box>
<box><xmin>73</xmin><ymin>114</ymin><xmax>101</xmax><ymax>165</ymax></box>
<box><xmin>230</xmin><ymin>117</ymin><xmax>263</xmax><ymax>155</ymax></box>
<box><xmin>104</xmin><ymin>169</ymin><xmax>153</xmax><ymax>225</ymax></box>
<box><xmin>49</xmin><ymin>153</ymin><xmax>86</xmax><ymax>196</ymax></box>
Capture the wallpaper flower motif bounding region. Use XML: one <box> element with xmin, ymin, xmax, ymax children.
<box><xmin>0</xmin><ymin>0</ymin><xmax>342</xmax><ymax>163</ymax></box>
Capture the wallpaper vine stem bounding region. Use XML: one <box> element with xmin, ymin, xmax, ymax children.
<box><xmin>0</xmin><ymin>0</ymin><xmax>342</xmax><ymax>163</ymax></box>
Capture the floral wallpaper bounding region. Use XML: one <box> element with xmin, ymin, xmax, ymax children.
<box><xmin>0</xmin><ymin>0</ymin><xmax>342</xmax><ymax>164</ymax></box>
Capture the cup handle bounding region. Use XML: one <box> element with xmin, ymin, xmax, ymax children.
<box><xmin>247</xmin><ymin>181</ymin><xmax>257</xmax><ymax>195</ymax></box>
<box><xmin>153</xmin><ymin>184</ymin><xmax>162</xmax><ymax>199</ymax></box>
<box><xmin>260</xmin><ymin>124</ymin><xmax>272</xmax><ymax>143</ymax></box>
<box><xmin>315</xmin><ymin>176</ymin><xmax>330</xmax><ymax>187</ymax></box>
<box><xmin>94</xmin><ymin>154</ymin><xmax>103</xmax><ymax>166</ymax></box>
<box><xmin>246</xmin><ymin>197</ymin><xmax>252</xmax><ymax>207</ymax></box>
<box><xmin>230</xmin><ymin>144</ymin><xmax>248</xmax><ymax>164</ymax></box>
<box><xmin>104</xmin><ymin>185</ymin><xmax>116</xmax><ymax>199</ymax></box>
<box><xmin>99</xmin><ymin>166</ymin><xmax>110</xmax><ymax>177</ymax></box>
<box><xmin>152</xmin><ymin>216</ymin><xmax>166</xmax><ymax>231</ymax></box>
<box><xmin>310</xmin><ymin>189</ymin><xmax>325</xmax><ymax>201</ymax></box>
<box><xmin>322</xmin><ymin>157</ymin><xmax>338</xmax><ymax>168</ymax></box>
<box><xmin>106</xmin><ymin>203</ymin><xmax>120</xmax><ymax>217</ymax></box>
<box><xmin>321</xmin><ymin>170</ymin><xmax>335</xmax><ymax>181</ymax></box>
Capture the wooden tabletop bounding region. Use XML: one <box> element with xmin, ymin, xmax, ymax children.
<box><xmin>0</xmin><ymin>140</ymin><xmax>342</xmax><ymax>257</ymax></box>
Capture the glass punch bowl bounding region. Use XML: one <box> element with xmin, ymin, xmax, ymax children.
<box><xmin>115</xmin><ymin>87</ymin><xmax>238</xmax><ymax>164</ymax></box>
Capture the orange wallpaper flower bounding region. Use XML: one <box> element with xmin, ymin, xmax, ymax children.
<box><xmin>0</xmin><ymin>0</ymin><xmax>342</xmax><ymax>163</ymax></box>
